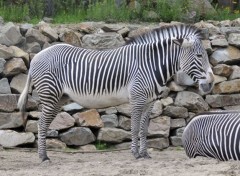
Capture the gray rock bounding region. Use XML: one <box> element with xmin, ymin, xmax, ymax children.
<box><xmin>0</xmin><ymin>22</ymin><xmax>24</xmax><ymax>46</ymax></box>
<box><xmin>116</xmin><ymin>103</ymin><xmax>131</xmax><ymax>117</ymax></box>
<box><xmin>194</xmin><ymin>21</ymin><xmax>220</xmax><ymax>35</ymax></box>
<box><xmin>82</xmin><ymin>32</ymin><xmax>125</xmax><ymax>50</ymax></box>
<box><xmin>0</xmin><ymin>130</ymin><xmax>35</xmax><ymax>147</ymax></box>
<box><xmin>0</xmin><ymin>58</ymin><xmax>6</xmax><ymax>74</ymax></box>
<box><xmin>213</xmin><ymin>79</ymin><xmax>240</xmax><ymax>94</ymax></box>
<box><xmin>212</xmin><ymin>64</ymin><xmax>233</xmax><ymax>77</ymax></box>
<box><xmin>219</xmin><ymin>20</ymin><xmax>231</xmax><ymax>27</ymax></box>
<box><xmin>211</xmin><ymin>38</ymin><xmax>228</xmax><ymax>47</ymax></box>
<box><xmin>0</xmin><ymin>78</ymin><xmax>11</xmax><ymax>94</ymax></box>
<box><xmin>73</xmin><ymin>109</ymin><xmax>103</xmax><ymax>128</ymax></box>
<box><xmin>161</xmin><ymin>97</ymin><xmax>174</xmax><ymax>107</ymax></box>
<box><xmin>228</xmin><ymin>33</ymin><xmax>240</xmax><ymax>48</ymax></box>
<box><xmin>151</xmin><ymin>100</ymin><xmax>163</xmax><ymax>118</ymax></box>
<box><xmin>3</xmin><ymin>58</ymin><xmax>27</xmax><ymax>77</ymax></box>
<box><xmin>0</xmin><ymin>112</ymin><xmax>26</xmax><ymax>129</ymax></box>
<box><xmin>101</xmin><ymin>114</ymin><xmax>118</xmax><ymax>128</ymax></box>
<box><xmin>77</xmin><ymin>144</ymin><xmax>97</xmax><ymax>151</ymax></box>
<box><xmin>210</xmin><ymin>46</ymin><xmax>240</xmax><ymax>66</ymax></box>
<box><xmin>28</xmin><ymin>111</ymin><xmax>41</xmax><ymax>119</ymax></box>
<box><xmin>10</xmin><ymin>73</ymin><xmax>32</xmax><ymax>93</ymax></box>
<box><xmin>220</xmin><ymin>27</ymin><xmax>240</xmax><ymax>34</ymax></box>
<box><xmin>114</xmin><ymin>142</ymin><xmax>131</xmax><ymax>150</ymax></box>
<box><xmin>46</xmin><ymin>139</ymin><xmax>66</xmax><ymax>149</ymax></box>
<box><xmin>168</xmin><ymin>81</ymin><xmax>187</xmax><ymax>92</ymax></box>
<box><xmin>25</xmin><ymin>120</ymin><xmax>38</xmax><ymax>133</ymax></box>
<box><xmin>229</xmin><ymin>65</ymin><xmax>240</xmax><ymax>80</ymax></box>
<box><xmin>98</xmin><ymin>107</ymin><xmax>118</xmax><ymax>114</ymax></box>
<box><xmin>148</xmin><ymin>116</ymin><xmax>170</xmax><ymax>138</ymax></box>
<box><xmin>202</xmin><ymin>40</ymin><xmax>213</xmax><ymax>54</ymax></box>
<box><xmin>118</xmin><ymin>115</ymin><xmax>131</xmax><ymax>131</ymax></box>
<box><xmin>102</xmin><ymin>24</ymin><xmax>126</xmax><ymax>32</ymax></box>
<box><xmin>170</xmin><ymin>136</ymin><xmax>182</xmax><ymax>146</ymax></box>
<box><xmin>147</xmin><ymin>138</ymin><xmax>169</xmax><ymax>150</ymax></box>
<box><xmin>20</xmin><ymin>23</ymin><xmax>33</xmax><ymax>36</ymax></box>
<box><xmin>62</xmin><ymin>102</ymin><xmax>83</xmax><ymax>112</ymax></box>
<box><xmin>97</xmin><ymin>127</ymin><xmax>131</xmax><ymax>143</ymax></box>
<box><xmin>25</xmin><ymin>28</ymin><xmax>50</xmax><ymax>47</ymax></box>
<box><xmin>0</xmin><ymin>44</ymin><xmax>13</xmax><ymax>59</ymax></box>
<box><xmin>172</xmin><ymin>127</ymin><xmax>185</xmax><ymax>137</ymax></box>
<box><xmin>205</xmin><ymin>94</ymin><xmax>240</xmax><ymax>108</ymax></box>
<box><xmin>59</xmin><ymin>30</ymin><xmax>82</xmax><ymax>47</ymax></box>
<box><xmin>163</xmin><ymin>106</ymin><xmax>188</xmax><ymax>119</ymax></box>
<box><xmin>175</xmin><ymin>91</ymin><xmax>209</xmax><ymax>113</ymax></box>
<box><xmin>0</xmin><ymin>94</ymin><xmax>19</xmax><ymax>112</ymax></box>
<box><xmin>170</xmin><ymin>119</ymin><xmax>186</xmax><ymax>129</ymax></box>
<box><xmin>232</xmin><ymin>18</ymin><xmax>240</xmax><ymax>27</ymax></box>
<box><xmin>213</xmin><ymin>74</ymin><xmax>227</xmax><ymax>84</ymax></box>
<box><xmin>25</xmin><ymin>42</ymin><xmax>41</xmax><ymax>53</ymax></box>
<box><xmin>60</xmin><ymin>127</ymin><xmax>95</xmax><ymax>146</ymax></box>
<box><xmin>49</xmin><ymin>112</ymin><xmax>75</xmax><ymax>130</ymax></box>
<box><xmin>8</xmin><ymin>46</ymin><xmax>29</xmax><ymax>65</ymax></box>
<box><xmin>46</xmin><ymin>129</ymin><xmax>59</xmax><ymax>138</ymax></box>
<box><xmin>39</xmin><ymin>23</ymin><xmax>58</xmax><ymax>42</ymax></box>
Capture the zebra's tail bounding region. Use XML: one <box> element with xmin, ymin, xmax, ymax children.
<box><xmin>18</xmin><ymin>74</ymin><xmax>32</xmax><ymax>128</ymax></box>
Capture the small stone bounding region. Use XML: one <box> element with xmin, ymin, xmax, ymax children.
<box><xmin>170</xmin><ymin>119</ymin><xmax>186</xmax><ymax>129</ymax></box>
<box><xmin>0</xmin><ymin>112</ymin><xmax>26</xmax><ymax>129</ymax></box>
<box><xmin>212</xmin><ymin>64</ymin><xmax>233</xmax><ymax>77</ymax></box>
<box><xmin>229</xmin><ymin>65</ymin><xmax>240</xmax><ymax>80</ymax></box>
<box><xmin>163</xmin><ymin>106</ymin><xmax>188</xmax><ymax>119</ymax></box>
<box><xmin>116</xmin><ymin>103</ymin><xmax>131</xmax><ymax>117</ymax></box>
<box><xmin>160</xmin><ymin>97</ymin><xmax>173</xmax><ymax>107</ymax></box>
<box><xmin>170</xmin><ymin>136</ymin><xmax>182</xmax><ymax>146</ymax></box>
<box><xmin>73</xmin><ymin>109</ymin><xmax>103</xmax><ymax>128</ymax></box>
<box><xmin>62</xmin><ymin>102</ymin><xmax>83</xmax><ymax>112</ymax></box>
<box><xmin>25</xmin><ymin>120</ymin><xmax>38</xmax><ymax>133</ymax></box>
<box><xmin>213</xmin><ymin>79</ymin><xmax>240</xmax><ymax>94</ymax></box>
<box><xmin>3</xmin><ymin>58</ymin><xmax>27</xmax><ymax>77</ymax></box>
<box><xmin>228</xmin><ymin>33</ymin><xmax>240</xmax><ymax>48</ymax></box>
<box><xmin>101</xmin><ymin>114</ymin><xmax>118</xmax><ymax>128</ymax></box>
<box><xmin>151</xmin><ymin>100</ymin><xmax>163</xmax><ymax>118</ymax></box>
<box><xmin>147</xmin><ymin>138</ymin><xmax>169</xmax><ymax>150</ymax></box>
<box><xmin>118</xmin><ymin>115</ymin><xmax>131</xmax><ymax>131</ymax></box>
<box><xmin>46</xmin><ymin>139</ymin><xmax>66</xmax><ymax>149</ymax></box>
<box><xmin>148</xmin><ymin>116</ymin><xmax>170</xmax><ymax>138</ymax></box>
<box><xmin>97</xmin><ymin>128</ymin><xmax>131</xmax><ymax>143</ymax></box>
<box><xmin>49</xmin><ymin>112</ymin><xmax>75</xmax><ymax>130</ymax></box>
<box><xmin>10</xmin><ymin>73</ymin><xmax>32</xmax><ymax>93</ymax></box>
<box><xmin>0</xmin><ymin>78</ymin><xmax>11</xmax><ymax>94</ymax></box>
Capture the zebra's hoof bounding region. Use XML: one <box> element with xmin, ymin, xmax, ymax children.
<box><xmin>40</xmin><ymin>159</ymin><xmax>51</xmax><ymax>167</ymax></box>
<box><xmin>139</xmin><ymin>152</ymin><xmax>152</xmax><ymax>159</ymax></box>
<box><xmin>132</xmin><ymin>151</ymin><xmax>141</xmax><ymax>159</ymax></box>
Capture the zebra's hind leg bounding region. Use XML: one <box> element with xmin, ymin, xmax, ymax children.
<box><xmin>139</xmin><ymin>102</ymin><xmax>154</xmax><ymax>159</ymax></box>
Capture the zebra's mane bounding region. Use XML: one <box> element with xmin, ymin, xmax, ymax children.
<box><xmin>126</xmin><ymin>24</ymin><xmax>203</xmax><ymax>45</ymax></box>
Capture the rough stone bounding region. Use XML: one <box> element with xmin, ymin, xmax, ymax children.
<box><xmin>62</xmin><ymin>103</ymin><xmax>83</xmax><ymax>112</ymax></box>
<box><xmin>0</xmin><ymin>112</ymin><xmax>26</xmax><ymax>129</ymax></box>
<box><xmin>101</xmin><ymin>114</ymin><xmax>118</xmax><ymax>128</ymax></box>
<box><xmin>205</xmin><ymin>94</ymin><xmax>240</xmax><ymax>108</ymax></box>
<box><xmin>162</xmin><ymin>106</ymin><xmax>188</xmax><ymax>119</ymax></box>
<box><xmin>9</xmin><ymin>46</ymin><xmax>29</xmax><ymax>66</ymax></box>
<box><xmin>151</xmin><ymin>100</ymin><xmax>163</xmax><ymax>118</ymax></box>
<box><xmin>0</xmin><ymin>130</ymin><xmax>35</xmax><ymax>147</ymax></box>
<box><xmin>82</xmin><ymin>32</ymin><xmax>125</xmax><ymax>50</ymax></box>
<box><xmin>210</xmin><ymin>46</ymin><xmax>240</xmax><ymax>66</ymax></box>
<box><xmin>148</xmin><ymin>116</ymin><xmax>170</xmax><ymax>138</ymax></box>
<box><xmin>25</xmin><ymin>28</ymin><xmax>50</xmax><ymax>47</ymax></box>
<box><xmin>25</xmin><ymin>120</ymin><xmax>38</xmax><ymax>133</ymax></box>
<box><xmin>202</xmin><ymin>40</ymin><xmax>213</xmax><ymax>54</ymax></box>
<box><xmin>213</xmin><ymin>79</ymin><xmax>240</xmax><ymax>94</ymax></box>
<box><xmin>194</xmin><ymin>21</ymin><xmax>220</xmax><ymax>35</ymax></box>
<box><xmin>232</xmin><ymin>18</ymin><xmax>240</xmax><ymax>27</ymax></box>
<box><xmin>49</xmin><ymin>112</ymin><xmax>75</xmax><ymax>130</ymax></box>
<box><xmin>3</xmin><ymin>58</ymin><xmax>27</xmax><ymax>77</ymax></box>
<box><xmin>46</xmin><ymin>129</ymin><xmax>59</xmax><ymax>138</ymax></box>
<box><xmin>118</xmin><ymin>115</ymin><xmax>131</xmax><ymax>131</ymax></box>
<box><xmin>223</xmin><ymin>105</ymin><xmax>240</xmax><ymax>111</ymax></box>
<box><xmin>0</xmin><ymin>22</ymin><xmax>24</xmax><ymax>46</ymax></box>
<box><xmin>28</xmin><ymin>111</ymin><xmax>41</xmax><ymax>119</ymax></box>
<box><xmin>25</xmin><ymin>42</ymin><xmax>41</xmax><ymax>53</ymax></box>
<box><xmin>229</xmin><ymin>66</ymin><xmax>240</xmax><ymax>80</ymax></box>
<box><xmin>116</xmin><ymin>103</ymin><xmax>131</xmax><ymax>117</ymax></box>
<box><xmin>73</xmin><ymin>109</ymin><xmax>103</xmax><ymax>128</ymax></box>
<box><xmin>59</xmin><ymin>30</ymin><xmax>82</xmax><ymax>47</ymax></box>
<box><xmin>213</xmin><ymin>74</ymin><xmax>227</xmax><ymax>84</ymax></box>
<box><xmin>128</xmin><ymin>27</ymin><xmax>152</xmax><ymax>38</ymax></box>
<box><xmin>78</xmin><ymin>144</ymin><xmax>97</xmax><ymax>151</ymax></box>
<box><xmin>211</xmin><ymin>38</ymin><xmax>228</xmax><ymax>47</ymax></box>
<box><xmin>147</xmin><ymin>138</ymin><xmax>169</xmax><ymax>150</ymax></box>
<box><xmin>20</xmin><ymin>23</ymin><xmax>33</xmax><ymax>36</ymax></box>
<box><xmin>173</xmin><ymin>71</ymin><xmax>195</xmax><ymax>86</ymax></box>
<box><xmin>98</xmin><ymin>107</ymin><xmax>118</xmax><ymax>115</ymax></box>
<box><xmin>10</xmin><ymin>73</ymin><xmax>32</xmax><ymax>93</ymax></box>
<box><xmin>220</xmin><ymin>27</ymin><xmax>240</xmax><ymax>34</ymax></box>
<box><xmin>0</xmin><ymin>44</ymin><xmax>14</xmax><ymax>59</ymax></box>
<box><xmin>212</xmin><ymin>64</ymin><xmax>233</xmax><ymax>77</ymax></box>
<box><xmin>0</xmin><ymin>78</ymin><xmax>11</xmax><ymax>94</ymax></box>
<box><xmin>175</xmin><ymin>91</ymin><xmax>209</xmax><ymax>113</ymax></box>
<box><xmin>170</xmin><ymin>119</ymin><xmax>186</xmax><ymax>129</ymax></box>
<box><xmin>39</xmin><ymin>23</ymin><xmax>58</xmax><ymax>42</ymax></box>
<box><xmin>170</xmin><ymin>136</ymin><xmax>182</xmax><ymax>146</ymax></box>
<box><xmin>97</xmin><ymin>127</ymin><xmax>131</xmax><ymax>143</ymax></box>
<box><xmin>0</xmin><ymin>94</ymin><xmax>19</xmax><ymax>112</ymax></box>
<box><xmin>172</xmin><ymin>127</ymin><xmax>185</xmax><ymax>137</ymax></box>
<box><xmin>160</xmin><ymin>97</ymin><xmax>174</xmax><ymax>107</ymax></box>
<box><xmin>60</xmin><ymin>127</ymin><xmax>95</xmax><ymax>146</ymax></box>
<box><xmin>0</xmin><ymin>57</ymin><xmax>6</xmax><ymax>73</ymax></box>
<box><xmin>46</xmin><ymin>139</ymin><xmax>66</xmax><ymax>149</ymax></box>
<box><xmin>168</xmin><ymin>81</ymin><xmax>187</xmax><ymax>92</ymax></box>
<box><xmin>228</xmin><ymin>33</ymin><xmax>240</xmax><ymax>48</ymax></box>
<box><xmin>219</xmin><ymin>20</ymin><xmax>231</xmax><ymax>27</ymax></box>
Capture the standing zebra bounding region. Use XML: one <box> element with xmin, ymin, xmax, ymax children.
<box><xmin>182</xmin><ymin>111</ymin><xmax>240</xmax><ymax>161</ymax></box>
<box><xmin>18</xmin><ymin>24</ymin><xmax>214</xmax><ymax>163</ymax></box>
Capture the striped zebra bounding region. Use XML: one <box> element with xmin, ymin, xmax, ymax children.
<box><xmin>18</xmin><ymin>24</ymin><xmax>214</xmax><ymax>163</ymax></box>
<box><xmin>182</xmin><ymin>111</ymin><xmax>240</xmax><ymax>161</ymax></box>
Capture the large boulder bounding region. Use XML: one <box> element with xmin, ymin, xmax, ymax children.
<box><xmin>101</xmin><ymin>114</ymin><xmax>118</xmax><ymax>128</ymax></box>
<box><xmin>205</xmin><ymin>94</ymin><xmax>240</xmax><ymax>108</ymax></box>
<box><xmin>0</xmin><ymin>130</ymin><xmax>35</xmax><ymax>147</ymax></box>
<box><xmin>10</xmin><ymin>73</ymin><xmax>32</xmax><ymax>93</ymax></box>
<box><xmin>0</xmin><ymin>112</ymin><xmax>26</xmax><ymax>129</ymax></box>
<box><xmin>60</xmin><ymin>127</ymin><xmax>95</xmax><ymax>146</ymax></box>
<box><xmin>213</xmin><ymin>79</ymin><xmax>240</xmax><ymax>94</ymax></box>
<box><xmin>162</xmin><ymin>106</ymin><xmax>188</xmax><ymax>119</ymax></box>
<box><xmin>82</xmin><ymin>32</ymin><xmax>125</xmax><ymax>50</ymax></box>
<box><xmin>38</xmin><ymin>22</ymin><xmax>58</xmax><ymax>42</ymax></box>
<box><xmin>148</xmin><ymin>116</ymin><xmax>170</xmax><ymax>138</ymax></box>
<box><xmin>118</xmin><ymin>115</ymin><xmax>131</xmax><ymax>131</ymax></box>
<box><xmin>174</xmin><ymin>91</ymin><xmax>209</xmax><ymax>113</ymax></box>
<box><xmin>59</xmin><ymin>29</ymin><xmax>82</xmax><ymax>47</ymax></box>
<box><xmin>0</xmin><ymin>57</ymin><xmax>6</xmax><ymax>74</ymax></box>
<box><xmin>97</xmin><ymin>127</ymin><xmax>131</xmax><ymax>143</ymax></box>
<box><xmin>0</xmin><ymin>78</ymin><xmax>11</xmax><ymax>94</ymax></box>
<box><xmin>25</xmin><ymin>28</ymin><xmax>50</xmax><ymax>47</ymax></box>
<box><xmin>228</xmin><ymin>33</ymin><xmax>240</xmax><ymax>48</ymax></box>
<box><xmin>0</xmin><ymin>22</ymin><xmax>24</xmax><ymax>46</ymax></box>
<box><xmin>3</xmin><ymin>58</ymin><xmax>27</xmax><ymax>77</ymax></box>
<box><xmin>25</xmin><ymin>120</ymin><xmax>38</xmax><ymax>133</ymax></box>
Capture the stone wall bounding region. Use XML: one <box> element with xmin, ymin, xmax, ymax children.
<box><xmin>0</xmin><ymin>18</ymin><xmax>240</xmax><ymax>151</ymax></box>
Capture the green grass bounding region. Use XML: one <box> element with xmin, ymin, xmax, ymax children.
<box><xmin>95</xmin><ymin>141</ymin><xmax>111</xmax><ymax>150</ymax></box>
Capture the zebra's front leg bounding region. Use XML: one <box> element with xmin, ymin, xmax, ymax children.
<box><xmin>139</xmin><ymin>102</ymin><xmax>154</xmax><ymax>159</ymax></box>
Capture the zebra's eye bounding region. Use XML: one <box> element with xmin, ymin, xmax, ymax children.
<box><xmin>196</xmin><ymin>54</ymin><xmax>202</xmax><ymax>58</ymax></box>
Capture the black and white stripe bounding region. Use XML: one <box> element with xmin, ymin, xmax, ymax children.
<box><xmin>182</xmin><ymin>111</ymin><xmax>240</xmax><ymax>161</ymax></box>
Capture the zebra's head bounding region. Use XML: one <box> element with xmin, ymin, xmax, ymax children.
<box><xmin>173</xmin><ymin>36</ymin><xmax>214</xmax><ymax>94</ymax></box>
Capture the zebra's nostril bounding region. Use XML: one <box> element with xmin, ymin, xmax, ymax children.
<box><xmin>200</xmin><ymin>82</ymin><xmax>213</xmax><ymax>93</ymax></box>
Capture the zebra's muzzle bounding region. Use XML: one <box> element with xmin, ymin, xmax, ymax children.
<box><xmin>199</xmin><ymin>82</ymin><xmax>214</xmax><ymax>93</ymax></box>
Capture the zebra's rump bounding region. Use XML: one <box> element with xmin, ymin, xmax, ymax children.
<box><xmin>182</xmin><ymin>111</ymin><xmax>240</xmax><ymax>161</ymax></box>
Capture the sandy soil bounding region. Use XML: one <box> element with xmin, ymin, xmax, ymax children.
<box><xmin>1</xmin><ymin>147</ymin><xmax>240</xmax><ymax>176</ymax></box>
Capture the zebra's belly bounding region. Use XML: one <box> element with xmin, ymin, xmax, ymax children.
<box><xmin>64</xmin><ymin>87</ymin><xmax>130</xmax><ymax>109</ymax></box>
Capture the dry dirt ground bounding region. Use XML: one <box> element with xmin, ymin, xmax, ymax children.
<box><xmin>1</xmin><ymin>147</ymin><xmax>240</xmax><ymax>176</ymax></box>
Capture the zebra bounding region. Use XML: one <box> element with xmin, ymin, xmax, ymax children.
<box><xmin>182</xmin><ymin>110</ymin><xmax>240</xmax><ymax>161</ymax></box>
<box><xmin>18</xmin><ymin>24</ymin><xmax>214</xmax><ymax>163</ymax></box>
